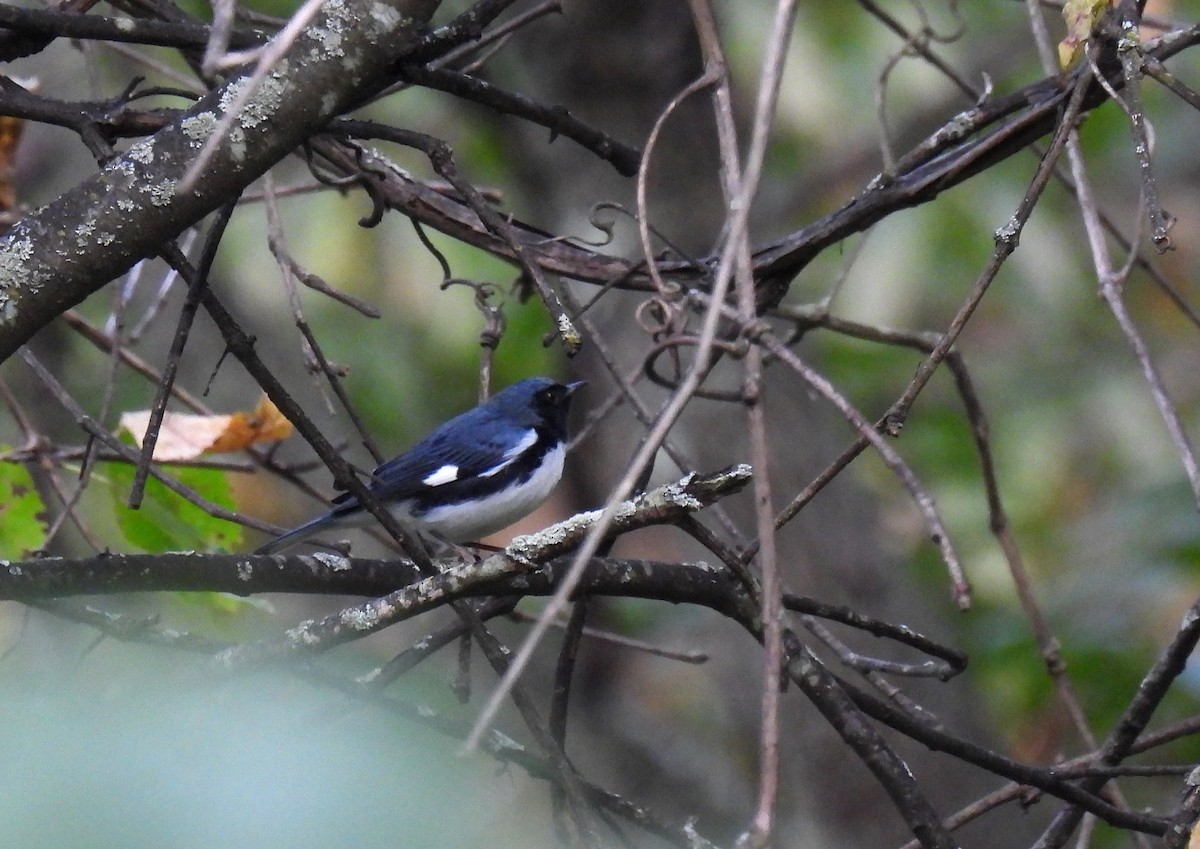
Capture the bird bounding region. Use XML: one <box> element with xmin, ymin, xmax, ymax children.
<box><xmin>255</xmin><ymin>377</ymin><xmax>585</xmax><ymax>554</ymax></box>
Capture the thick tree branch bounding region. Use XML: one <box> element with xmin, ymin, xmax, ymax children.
<box><xmin>0</xmin><ymin>551</ymin><xmax>751</xmax><ymax>616</ymax></box>
<box><xmin>0</xmin><ymin>2</ymin><xmax>268</xmax><ymax>51</ymax></box>
<box><xmin>0</xmin><ymin>0</ymin><xmax>441</xmax><ymax>361</ymax></box>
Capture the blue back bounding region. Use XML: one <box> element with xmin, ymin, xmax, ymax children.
<box><xmin>331</xmin><ymin>377</ymin><xmax>575</xmax><ymax>510</ymax></box>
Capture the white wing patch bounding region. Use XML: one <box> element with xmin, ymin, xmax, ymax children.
<box><xmin>422</xmin><ymin>464</ymin><xmax>460</xmax><ymax>487</ymax></box>
<box><xmin>419</xmin><ymin>442</ymin><xmax>565</xmax><ymax>542</ymax></box>
<box><xmin>479</xmin><ymin>429</ymin><xmax>539</xmax><ymax>478</ymax></box>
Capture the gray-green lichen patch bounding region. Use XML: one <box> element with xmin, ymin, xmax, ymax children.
<box><xmin>74</xmin><ymin>214</ymin><xmax>97</xmax><ymax>244</ymax></box>
<box><xmin>368</xmin><ymin>2</ymin><xmax>403</xmax><ymax>33</ymax></box>
<box><xmin>557</xmin><ymin>313</ymin><xmax>582</xmax><ymax>353</ymax></box>
<box><xmin>180</xmin><ymin>112</ymin><xmax>218</xmax><ymax>146</ymax></box>
<box><xmin>126</xmin><ymin>139</ymin><xmax>155</xmax><ymax>164</ymax></box>
<box><xmin>148</xmin><ymin>179</ymin><xmax>177</xmax><ymax>207</ymax></box>
<box><xmin>310</xmin><ymin>0</ymin><xmax>351</xmax><ymax>58</ymax></box>
<box><xmin>287</xmin><ymin>620</ymin><xmax>323</xmax><ymax>647</ymax></box>
<box><xmin>243</xmin><ymin>71</ymin><xmax>286</xmax><ymax>129</ymax></box>
<box><xmin>311</xmin><ymin>551</ymin><xmax>352</xmax><ymax>572</ymax></box>
<box><xmin>218</xmin><ymin>77</ymin><xmax>248</xmax><ymax>114</ymax></box>
<box><xmin>0</xmin><ymin>231</ymin><xmax>36</xmax><ymax>324</ymax></box>
<box><xmin>216</xmin><ymin>70</ymin><xmax>287</xmax><ymax>149</ymax></box>
<box><xmin>226</xmin><ymin>126</ymin><xmax>247</xmax><ymax>162</ymax></box>
<box><xmin>112</xmin><ymin>156</ymin><xmax>137</xmax><ymax>178</ymax></box>
<box><xmin>341</xmin><ymin>604</ymin><xmax>381</xmax><ymax>630</ymax></box>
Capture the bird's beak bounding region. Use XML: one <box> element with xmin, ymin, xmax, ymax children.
<box><xmin>565</xmin><ymin>381</ymin><xmax>587</xmax><ymax>396</ymax></box>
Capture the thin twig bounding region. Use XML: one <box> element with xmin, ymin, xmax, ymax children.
<box><xmin>130</xmin><ymin>202</ymin><xmax>236</xmax><ymax>506</ymax></box>
<box><xmin>760</xmin><ymin>335</ymin><xmax>970</xmax><ymax>607</ymax></box>
<box><xmin>261</xmin><ymin>174</ymin><xmax>384</xmax><ymax>463</ymax></box>
<box><xmin>683</xmin><ymin>0</ymin><xmax>798</xmax><ymax>841</ymax></box>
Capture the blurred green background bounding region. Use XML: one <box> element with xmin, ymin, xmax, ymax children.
<box><xmin>3</xmin><ymin>0</ymin><xmax>1200</xmax><ymax>846</ymax></box>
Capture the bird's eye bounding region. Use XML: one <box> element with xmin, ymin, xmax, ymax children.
<box><xmin>535</xmin><ymin>385</ymin><xmax>567</xmax><ymax>409</ymax></box>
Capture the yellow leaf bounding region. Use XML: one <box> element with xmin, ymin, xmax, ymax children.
<box><xmin>0</xmin><ymin>114</ymin><xmax>24</xmax><ymax>213</ymax></box>
<box><xmin>1058</xmin><ymin>0</ymin><xmax>1112</xmax><ymax>68</ymax></box>
<box><xmin>209</xmin><ymin>395</ymin><xmax>293</xmax><ymax>453</ymax></box>
<box><xmin>119</xmin><ymin>396</ymin><xmax>293</xmax><ymax>461</ymax></box>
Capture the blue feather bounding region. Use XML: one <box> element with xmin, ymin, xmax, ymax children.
<box><xmin>256</xmin><ymin>378</ymin><xmax>583</xmax><ymax>553</ymax></box>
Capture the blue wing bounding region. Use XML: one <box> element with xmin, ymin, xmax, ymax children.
<box><xmin>256</xmin><ymin>379</ymin><xmax>570</xmax><ymax>552</ymax></box>
<box><xmin>331</xmin><ymin>417</ymin><xmax>537</xmax><ymax>509</ymax></box>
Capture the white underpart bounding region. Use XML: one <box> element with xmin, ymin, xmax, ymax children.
<box><xmin>418</xmin><ymin>441</ymin><xmax>566</xmax><ymax>542</ymax></box>
<box><xmin>421</xmin><ymin>464</ymin><xmax>460</xmax><ymax>487</ymax></box>
<box><xmin>479</xmin><ymin>429</ymin><xmax>538</xmax><ymax>477</ymax></box>
<box><xmin>264</xmin><ymin>439</ymin><xmax>566</xmax><ymax>551</ymax></box>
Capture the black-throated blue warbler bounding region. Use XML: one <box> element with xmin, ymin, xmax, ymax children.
<box><xmin>256</xmin><ymin>378</ymin><xmax>584</xmax><ymax>553</ymax></box>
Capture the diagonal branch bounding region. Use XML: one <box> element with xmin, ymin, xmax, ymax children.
<box><xmin>0</xmin><ymin>0</ymin><xmax>442</xmax><ymax>362</ymax></box>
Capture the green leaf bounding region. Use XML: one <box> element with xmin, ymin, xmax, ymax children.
<box><xmin>0</xmin><ymin>455</ymin><xmax>48</xmax><ymax>557</ymax></box>
<box><xmin>105</xmin><ymin>460</ymin><xmax>242</xmax><ymax>553</ymax></box>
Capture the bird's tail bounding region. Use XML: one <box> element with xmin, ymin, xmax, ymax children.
<box><xmin>254</xmin><ymin>511</ymin><xmax>336</xmax><ymax>554</ymax></box>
